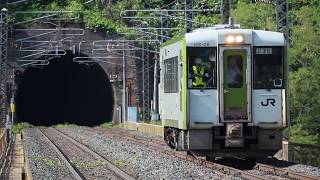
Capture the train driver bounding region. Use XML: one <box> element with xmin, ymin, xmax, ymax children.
<box><xmin>191</xmin><ymin>57</ymin><xmax>211</xmax><ymax>87</ymax></box>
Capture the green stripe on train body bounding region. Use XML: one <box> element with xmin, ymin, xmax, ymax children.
<box><xmin>182</xmin><ymin>36</ymin><xmax>187</xmax><ymax>130</ymax></box>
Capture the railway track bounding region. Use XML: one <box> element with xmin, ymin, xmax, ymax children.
<box><xmin>93</xmin><ymin>127</ymin><xmax>320</xmax><ymax>180</ymax></box>
<box><xmin>38</xmin><ymin>128</ymin><xmax>135</xmax><ymax>180</ymax></box>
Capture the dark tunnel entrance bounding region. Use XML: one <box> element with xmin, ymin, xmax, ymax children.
<box><xmin>16</xmin><ymin>51</ymin><xmax>114</xmax><ymax>126</ymax></box>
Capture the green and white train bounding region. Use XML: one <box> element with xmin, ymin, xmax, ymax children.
<box><xmin>159</xmin><ymin>24</ymin><xmax>288</xmax><ymax>158</ymax></box>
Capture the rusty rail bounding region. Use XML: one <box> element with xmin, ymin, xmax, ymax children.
<box><xmin>93</xmin><ymin>127</ymin><xmax>320</xmax><ymax>180</ymax></box>
<box><xmin>0</xmin><ymin>129</ymin><xmax>7</xmax><ymax>166</ymax></box>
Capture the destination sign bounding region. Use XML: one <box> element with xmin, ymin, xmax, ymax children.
<box><xmin>256</xmin><ymin>48</ymin><xmax>273</xmax><ymax>54</ymax></box>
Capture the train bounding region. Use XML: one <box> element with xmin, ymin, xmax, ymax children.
<box><xmin>158</xmin><ymin>21</ymin><xmax>288</xmax><ymax>159</ymax></box>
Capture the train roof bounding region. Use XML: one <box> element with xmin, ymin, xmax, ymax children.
<box><xmin>186</xmin><ymin>27</ymin><xmax>285</xmax><ymax>47</ymax></box>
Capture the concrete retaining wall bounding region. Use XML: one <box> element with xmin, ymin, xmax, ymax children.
<box><xmin>124</xmin><ymin>121</ymin><xmax>164</xmax><ymax>137</ymax></box>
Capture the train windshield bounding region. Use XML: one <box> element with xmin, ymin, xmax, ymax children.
<box><xmin>253</xmin><ymin>47</ymin><xmax>284</xmax><ymax>89</ymax></box>
<box><xmin>187</xmin><ymin>47</ymin><xmax>216</xmax><ymax>89</ymax></box>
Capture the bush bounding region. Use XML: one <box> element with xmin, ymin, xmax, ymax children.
<box><xmin>12</xmin><ymin>122</ymin><xmax>32</xmax><ymax>134</ymax></box>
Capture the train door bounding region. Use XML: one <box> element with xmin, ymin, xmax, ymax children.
<box><xmin>219</xmin><ymin>47</ymin><xmax>251</xmax><ymax>122</ymax></box>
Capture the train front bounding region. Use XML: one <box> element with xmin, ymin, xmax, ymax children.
<box><xmin>186</xmin><ymin>28</ymin><xmax>287</xmax><ymax>157</ymax></box>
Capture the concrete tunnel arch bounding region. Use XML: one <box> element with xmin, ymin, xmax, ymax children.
<box><xmin>15</xmin><ymin>51</ymin><xmax>115</xmax><ymax>126</ymax></box>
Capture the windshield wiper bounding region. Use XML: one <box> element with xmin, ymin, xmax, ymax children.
<box><xmin>263</xmin><ymin>82</ymin><xmax>271</xmax><ymax>91</ymax></box>
<box><xmin>200</xmin><ymin>75</ymin><xmax>214</xmax><ymax>92</ymax></box>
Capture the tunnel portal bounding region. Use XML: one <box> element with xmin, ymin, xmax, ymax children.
<box><xmin>16</xmin><ymin>51</ymin><xmax>114</xmax><ymax>126</ymax></box>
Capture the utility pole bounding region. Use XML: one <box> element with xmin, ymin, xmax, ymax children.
<box><xmin>140</xmin><ymin>21</ymin><xmax>151</xmax><ymax>121</ymax></box>
<box><xmin>142</xmin><ymin>41</ymin><xmax>150</xmax><ymax>121</ymax></box>
<box><xmin>275</xmin><ymin>0</ymin><xmax>289</xmax><ymax>38</ymax></box>
<box><xmin>275</xmin><ymin>0</ymin><xmax>290</xmax><ymax>141</ymax></box>
<box><xmin>0</xmin><ymin>8</ymin><xmax>8</xmax><ymax>127</ymax></box>
<box><xmin>161</xmin><ymin>9</ymin><xmax>169</xmax><ymax>43</ymax></box>
<box><xmin>151</xmin><ymin>53</ymin><xmax>159</xmax><ymax>121</ymax></box>
<box><xmin>185</xmin><ymin>0</ymin><xmax>193</xmax><ymax>33</ymax></box>
<box><xmin>122</xmin><ymin>42</ymin><xmax>127</xmax><ymax>123</ymax></box>
<box><xmin>151</xmin><ymin>9</ymin><xmax>169</xmax><ymax>121</ymax></box>
<box><xmin>221</xmin><ymin>0</ymin><xmax>231</xmax><ymax>24</ymax></box>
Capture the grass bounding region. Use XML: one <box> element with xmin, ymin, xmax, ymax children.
<box><xmin>113</xmin><ymin>159</ymin><xmax>126</xmax><ymax>167</ymax></box>
<box><xmin>12</xmin><ymin>122</ymin><xmax>33</xmax><ymax>134</ymax></box>
<box><xmin>53</xmin><ymin>123</ymin><xmax>78</xmax><ymax>128</ymax></box>
<box><xmin>132</xmin><ymin>154</ymin><xmax>140</xmax><ymax>161</ymax></box>
<box><xmin>31</xmin><ymin>156</ymin><xmax>62</xmax><ymax>166</ymax></box>
<box><xmin>70</xmin><ymin>157</ymin><xmax>106</xmax><ymax>169</ymax></box>
<box><xmin>100</xmin><ymin>122</ymin><xmax>124</xmax><ymax>129</ymax></box>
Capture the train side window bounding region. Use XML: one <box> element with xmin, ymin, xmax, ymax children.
<box><xmin>254</xmin><ymin>47</ymin><xmax>283</xmax><ymax>89</ymax></box>
<box><xmin>164</xmin><ymin>56</ymin><xmax>179</xmax><ymax>93</ymax></box>
<box><xmin>187</xmin><ymin>47</ymin><xmax>216</xmax><ymax>89</ymax></box>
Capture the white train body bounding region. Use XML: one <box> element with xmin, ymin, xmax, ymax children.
<box><xmin>159</xmin><ymin>26</ymin><xmax>287</xmax><ymax>158</ymax></box>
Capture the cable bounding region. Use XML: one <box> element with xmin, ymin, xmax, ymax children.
<box><xmin>161</xmin><ymin>0</ymin><xmax>179</xmax><ymax>9</ymax></box>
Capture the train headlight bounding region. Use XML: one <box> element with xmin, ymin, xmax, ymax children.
<box><xmin>226</xmin><ymin>36</ymin><xmax>235</xmax><ymax>43</ymax></box>
<box><xmin>235</xmin><ymin>35</ymin><xmax>244</xmax><ymax>43</ymax></box>
<box><xmin>225</xmin><ymin>34</ymin><xmax>244</xmax><ymax>44</ymax></box>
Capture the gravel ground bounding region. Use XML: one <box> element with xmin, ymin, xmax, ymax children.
<box><xmin>283</xmin><ymin>164</ymin><xmax>320</xmax><ymax>177</ymax></box>
<box><xmin>245</xmin><ymin>169</ymin><xmax>289</xmax><ymax>180</ymax></box>
<box><xmin>257</xmin><ymin>156</ymin><xmax>320</xmax><ymax>178</ymax></box>
<box><xmin>59</xmin><ymin>127</ymin><xmax>237</xmax><ymax>180</ymax></box>
<box><xmin>24</xmin><ymin>128</ymin><xmax>74</xmax><ymax>180</ymax></box>
<box><xmin>42</xmin><ymin>128</ymin><xmax>121</xmax><ymax>180</ymax></box>
<box><xmin>103</xmin><ymin>127</ymin><xmax>320</xmax><ymax>179</ymax></box>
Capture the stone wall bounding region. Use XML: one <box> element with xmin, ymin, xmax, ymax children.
<box><xmin>10</xmin><ymin>22</ymin><xmax>142</xmax><ymax>123</ymax></box>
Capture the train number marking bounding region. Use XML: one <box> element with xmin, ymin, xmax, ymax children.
<box><xmin>261</xmin><ymin>99</ymin><xmax>275</xmax><ymax>106</ymax></box>
<box><xmin>193</xmin><ymin>42</ymin><xmax>210</xmax><ymax>47</ymax></box>
<box><xmin>256</xmin><ymin>48</ymin><xmax>272</xmax><ymax>54</ymax></box>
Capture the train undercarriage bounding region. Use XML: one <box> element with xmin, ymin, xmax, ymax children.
<box><xmin>164</xmin><ymin>125</ymin><xmax>282</xmax><ymax>158</ymax></box>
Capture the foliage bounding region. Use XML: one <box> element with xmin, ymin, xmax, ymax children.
<box><xmin>113</xmin><ymin>159</ymin><xmax>127</xmax><ymax>167</ymax></box>
<box><xmin>233</xmin><ymin>1</ymin><xmax>276</xmax><ymax>30</ymax></box>
<box><xmin>12</xmin><ymin>122</ymin><xmax>32</xmax><ymax>134</ymax></box>
<box><xmin>71</xmin><ymin>157</ymin><xmax>106</xmax><ymax>169</ymax></box>
<box><xmin>100</xmin><ymin>122</ymin><xmax>124</xmax><ymax>128</ymax></box>
<box><xmin>53</xmin><ymin>123</ymin><xmax>78</xmax><ymax>128</ymax></box>
<box><xmin>288</xmin><ymin>5</ymin><xmax>320</xmax><ymax>145</ymax></box>
<box><xmin>30</xmin><ymin>156</ymin><xmax>62</xmax><ymax>166</ymax></box>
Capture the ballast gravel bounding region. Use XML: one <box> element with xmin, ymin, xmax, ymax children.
<box><xmin>59</xmin><ymin>127</ymin><xmax>237</xmax><ymax>180</ymax></box>
<box><xmin>24</xmin><ymin>126</ymin><xmax>320</xmax><ymax>180</ymax></box>
<box><xmin>23</xmin><ymin>128</ymin><xmax>74</xmax><ymax>180</ymax></box>
<box><xmin>42</xmin><ymin>128</ymin><xmax>121</xmax><ymax>180</ymax></box>
<box><xmin>283</xmin><ymin>164</ymin><xmax>320</xmax><ymax>177</ymax></box>
<box><xmin>108</xmin><ymin>128</ymin><xmax>320</xmax><ymax>179</ymax></box>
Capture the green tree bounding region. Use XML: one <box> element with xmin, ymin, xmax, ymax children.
<box><xmin>289</xmin><ymin>6</ymin><xmax>320</xmax><ymax>144</ymax></box>
<box><xmin>233</xmin><ymin>1</ymin><xmax>276</xmax><ymax>30</ymax></box>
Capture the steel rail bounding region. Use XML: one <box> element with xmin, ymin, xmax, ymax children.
<box><xmin>95</xmin><ymin>128</ymin><xmax>320</xmax><ymax>180</ymax></box>
<box><xmin>37</xmin><ymin>128</ymin><xmax>83</xmax><ymax>180</ymax></box>
<box><xmin>255</xmin><ymin>163</ymin><xmax>320</xmax><ymax>180</ymax></box>
<box><xmin>96</xmin><ymin>128</ymin><xmax>267</xmax><ymax>180</ymax></box>
<box><xmin>52</xmin><ymin>128</ymin><xmax>135</xmax><ymax>180</ymax></box>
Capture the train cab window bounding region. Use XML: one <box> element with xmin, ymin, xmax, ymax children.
<box><xmin>254</xmin><ymin>47</ymin><xmax>284</xmax><ymax>89</ymax></box>
<box><xmin>187</xmin><ymin>47</ymin><xmax>216</xmax><ymax>89</ymax></box>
